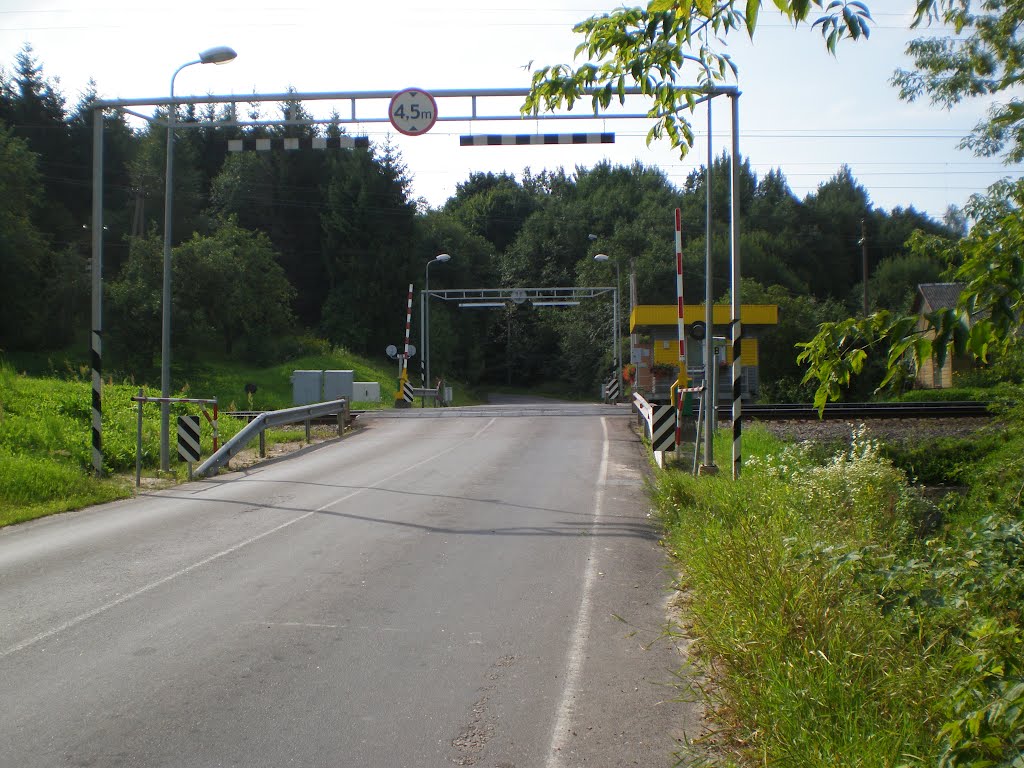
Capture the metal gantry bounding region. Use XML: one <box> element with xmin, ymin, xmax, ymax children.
<box><xmin>88</xmin><ymin>84</ymin><xmax>743</xmax><ymax>477</ymax></box>
<box><xmin>431</xmin><ymin>286</ymin><xmax>617</xmax><ymax>390</ymax></box>
<box><xmin>428</xmin><ymin>287</ymin><xmax>614</xmax><ymax>304</ymax></box>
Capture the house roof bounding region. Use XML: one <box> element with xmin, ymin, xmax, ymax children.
<box><xmin>914</xmin><ymin>283</ymin><xmax>965</xmax><ymax>313</ymax></box>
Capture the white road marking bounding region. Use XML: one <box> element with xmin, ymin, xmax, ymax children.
<box><xmin>0</xmin><ymin>429</ymin><xmax>488</xmax><ymax>660</ymax></box>
<box><xmin>545</xmin><ymin>417</ymin><xmax>609</xmax><ymax>768</ymax></box>
<box><xmin>472</xmin><ymin>417</ymin><xmax>497</xmax><ymax>439</ymax></box>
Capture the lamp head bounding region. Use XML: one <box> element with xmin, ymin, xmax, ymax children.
<box><xmin>434</xmin><ymin>253</ymin><xmax>451</xmax><ymax>263</ymax></box>
<box><xmin>593</xmin><ymin>253</ymin><xmax>610</xmax><ymax>263</ymax></box>
<box><xmin>198</xmin><ymin>46</ymin><xmax>237</xmax><ymax>65</ymax></box>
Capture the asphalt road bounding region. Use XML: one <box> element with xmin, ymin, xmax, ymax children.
<box><xmin>0</xmin><ymin>404</ymin><xmax>699</xmax><ymax>767</ymax></box>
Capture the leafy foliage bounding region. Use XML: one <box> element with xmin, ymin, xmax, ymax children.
<box><xmin>799</xmin><ymin>179</ymin><xmax>1024</xmax><ymax>409</ymax></box>
<box><xmin>894</xmin><ymin>0</ymin><xmax>1024</xmax><ymax>163</ymax></box>
<box><xmin>0</xmin><ymin>40</ymin><xmax>967</xmax><ymax>400</ymax></box>
<box><xmin>173</xmin><ymin>217</ymin><xmax>295</xmax><ymax>361</ymax></box>
<box><xmin>523</xmin><ymin>1</ymin><xmax>873</xmax><ymax>158</ymax></box>
<box><xmin>655</xmin><ymin>422</ymin><xmax>1024</xmax><ymax>766</ymax></box>
<box><xmin>0</xmin><ymin>122</ymin><xmax>49</xmax><ymax>350</ymax></box>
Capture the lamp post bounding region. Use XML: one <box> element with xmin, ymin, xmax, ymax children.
<box><xmin>593</xmin><ymin>253</ymin><xmax>621</xmax><ymax>400</ymax></box>
<box><xmin>421</xmin><ymin>253</ymin><xmax>451</xmax><ymax>391</ymax></box>
<box><xmin>159</xmin><ymin>46</ymin><xmax>236</xmax><ymax>471</ymax></box>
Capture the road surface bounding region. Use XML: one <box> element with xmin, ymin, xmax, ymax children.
<box><xmin>0</xmin><ymin>403</ymin><xmax>699</xmax><ymax>767</ymax></box>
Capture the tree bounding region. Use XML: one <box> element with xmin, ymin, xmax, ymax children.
<box><xmin>523</xmin><ymin>1</ymin><xmax>874</xmax><ymax>157</ymax></box>
<box><xmin>173</xmin><ymin>217</ymin><xmax>295</xmax><ymax>361</ymax></box>
<box><xmin>106</xmin><ymin>234</ymin><xmax>163</xmax><ymax>372</ymax></box>
<box><xmin>798</xmin><ymin>179</ymin><xmax>1024</xmax><ymax>408</ymax></box>
<box><xmin>69</xmin><ymin>83</ymin><xmax>137</xmax><ymax>276</ymax></box>
<box><xmin>211</xmin><ymin>133</ymin><xmax>331</xmax><ymax>327</ymax></box>
<box><xmin>894</xmin><ymin>0</ymin><xmax>1024</xmax><ymax>163</ymax></box>
<box><xmin>739</xmin><ymin>278</ymin><xmax>848</xmax><ymax>401</ymax></box>
<box><xmin>413</xmin><ymin>212</ymin><xmax>496</xmax><ymax>383</ymax></box>
<box><xmin>443</xmin><ymin>172</ymin><xmax>538</xmax><ymax>254</ymax></box>
<box><xmin>108</xmin><ymin>220</ymin><xmax>296</xmax><ymax>371</ymax></box>
<box><xmin>0</xmin><ymin>122</ymin><xmax>51</xmax><ymax>350</ymax></box>
<box><xmin>800</xmin><ymin>165</ymin><xmax>874</xmax><ymax>299</ymax></box>
<box><xmin>861</xmin><ymin>252</ymin><xmax>944</xmax><ymax>314</ymax></box>
<box><xmin>320</xmin><ymin>141</ymin><xmax>418</xmax><ymax>355</ymax></box>
<box><xmin>129</xmin><ymin>105</ymin><xmax>208</xmax><ymax>248</ymax></box>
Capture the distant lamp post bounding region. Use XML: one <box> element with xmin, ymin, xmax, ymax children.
<box><xmin>160</xmin><ymin>46</ymin><xmax>237</xmax><ymax>471</ymax></box>
<box><xmin>422</xmin><ymin>253</ymin><xmax>451</xmax><ymax>389</ymax></box>
<box><xmin>594</xmin><ymin>253</ymin><xmax>621</xmax><ymax>397</ymax></box>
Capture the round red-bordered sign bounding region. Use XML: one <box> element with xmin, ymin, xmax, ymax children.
<box><xmin>388</xmin><ymin>88</ymin><xmax>438</xmax><ymax>136</ymax></box>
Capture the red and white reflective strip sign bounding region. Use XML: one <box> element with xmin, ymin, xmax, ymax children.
<box><xmin>675</xmin><ymin>208</ymin><xmax>687</xmax><ymax>447</ymax></box>
<box><xmin>402</xmin><ymin>283</ymin><xmax>414</xmax><ymax>376</ymax></box>
<box><xmin>675</xmin><ymin>208</ymin><xmax>686</xmax><ymax>373</ymax></box>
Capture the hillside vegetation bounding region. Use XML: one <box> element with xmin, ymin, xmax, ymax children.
<box><xmin>1</xmin><ymin>45</ymin><xmax>963</xmax><ymax>404</ymax></box>
<box><xmin>657</xmin><ymin>409</ymin><xmax>1023</xmax><ymax>767</ymax></box>
<box><xmin>0</xmin><ymin>345</ymin><xmax>402</xmax><ymax>527</ymax></box>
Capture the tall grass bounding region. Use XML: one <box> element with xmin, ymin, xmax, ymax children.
<box><xmin>656</xmin><ymin>423</ymin><xmax>1024</xmax><ymax>767</ymax></box>
<box><xmin>0</xmin><ymin>448</ymin><xmax>131</xmax><ymax>527</ymax></box>
<box><xmin>0</xmin><ymin>338</ymin><xmax>493</xmax><ymax>527</ymax></box>
<box><xmin>0</xmin><ymin>345</ymin><xmax>397</xmax><ymax>526</ymax></box>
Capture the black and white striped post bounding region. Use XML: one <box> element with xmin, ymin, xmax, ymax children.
<box><xmin>729</xmin><ymin>91</ymin><xmax>743</xmax><ymax>479</ymax></box>
<box><xmin>90</xmin><ymin>107</ymin><xmax>104</xmax><ymax>475</ymax></box>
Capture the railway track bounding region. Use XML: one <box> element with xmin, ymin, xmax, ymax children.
<box><xmin>226</xmin><ymin>400</ymin><xmax>993</xmax><ymax>424</ymax></box>
<box><xmin>726</xmin><ymin>401</ymin><xmax>992</xmax><ymax>420</ymax></box>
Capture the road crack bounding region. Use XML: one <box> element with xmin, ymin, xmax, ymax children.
<box><xmin>449</xmin><ymin>654</ymin><xmax>518</xmax><ymax>765</ymax></box>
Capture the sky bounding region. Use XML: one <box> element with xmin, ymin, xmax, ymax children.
<box><xmin>0</xmin><ymin>0</ymin><xmax>1018</xmax><ymax>221</ymax></box>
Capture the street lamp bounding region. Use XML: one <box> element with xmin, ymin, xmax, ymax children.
<box><xmin>160</xmin><ymin>46</ymin><xmax>237</xmax><ymax>471</ymax></box>
<box><xmin>421</xmin><ymin>253</ymin><xmax>451</xmax><ymax>391</ymax></box>
<box><xmin>594</xmin><ymin>253</ymin><xmax>621</xmax><ymax>400</ymax></box>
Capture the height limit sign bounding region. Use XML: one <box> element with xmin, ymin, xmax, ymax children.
<box><xmin>389</xmin><ymin>88</ymin><xmax>438</xmax><ymax>136</ymax></box>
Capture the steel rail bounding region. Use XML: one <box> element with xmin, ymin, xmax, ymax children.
<box><xmin>724</xmin><ymin>401</ymin><xmax>992</xmax><ymax>421</ymax></box>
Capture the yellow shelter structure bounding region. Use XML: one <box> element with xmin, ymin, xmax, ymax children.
<box><xmin>629</xmin><ymin>304</ymin><xmax>779</xmax><ymax>399</ymax></box>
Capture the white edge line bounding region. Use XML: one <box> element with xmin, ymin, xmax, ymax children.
<box><xmin>544</xmin><ymin>416</ymin><xmax>609</xmax><ymax>768</ymax></box>
<box><xmin>472</xmin><ymin>417</ymin><xmax>497</xmax><ymax>439</ymax></box>
<box><xmin>1</xmin><ymin>425</ymin><xmax>492</xmax><ymax>660</ymax></box>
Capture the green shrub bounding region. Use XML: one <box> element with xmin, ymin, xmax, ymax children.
<box><xmin>0</xmin><ymin>448</ymin><xmax>130</xmax><ymax>526</ymax></box>
<box><xmin>658</xmin><ymin>423</ymin><xmax>1024</xmax><ymax>767</ymax></box>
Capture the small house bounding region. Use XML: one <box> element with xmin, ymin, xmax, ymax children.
<box><xmin>910</xmin><ymin>282</ymin><xmax>971</xmax><ymax>389</ymax></box>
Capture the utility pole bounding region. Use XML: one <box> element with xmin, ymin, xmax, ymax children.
<box><xmin>861</xmin><ymin>218</ymin><xmax>869</xmax><ymax>316</ymax></box>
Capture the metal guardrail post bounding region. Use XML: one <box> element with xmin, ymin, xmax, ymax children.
<box><xmin>339</xmin><ymin>400</ymin><xmax>350</xmax><ymax>436</ymax></box>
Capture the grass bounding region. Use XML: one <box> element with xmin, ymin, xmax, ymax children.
<box><xmin>0</xmin><ymin>448</ymin><xmax>133</xmax><ymax>527</ymax></box>
<box><xmin>655</xmin><ymin>420</ymin><xmax>1024</xmax><ymax>767</ymax></box>
<box><xmin>0</xmin><ymin>341</ymin><xmax>483</xmax><ymax>527</ymax></box>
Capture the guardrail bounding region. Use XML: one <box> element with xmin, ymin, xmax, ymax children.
<box><xmin>194</xmin><ymin>399</ymin><xmax>349</xmax><ymax>478</ymax></box>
